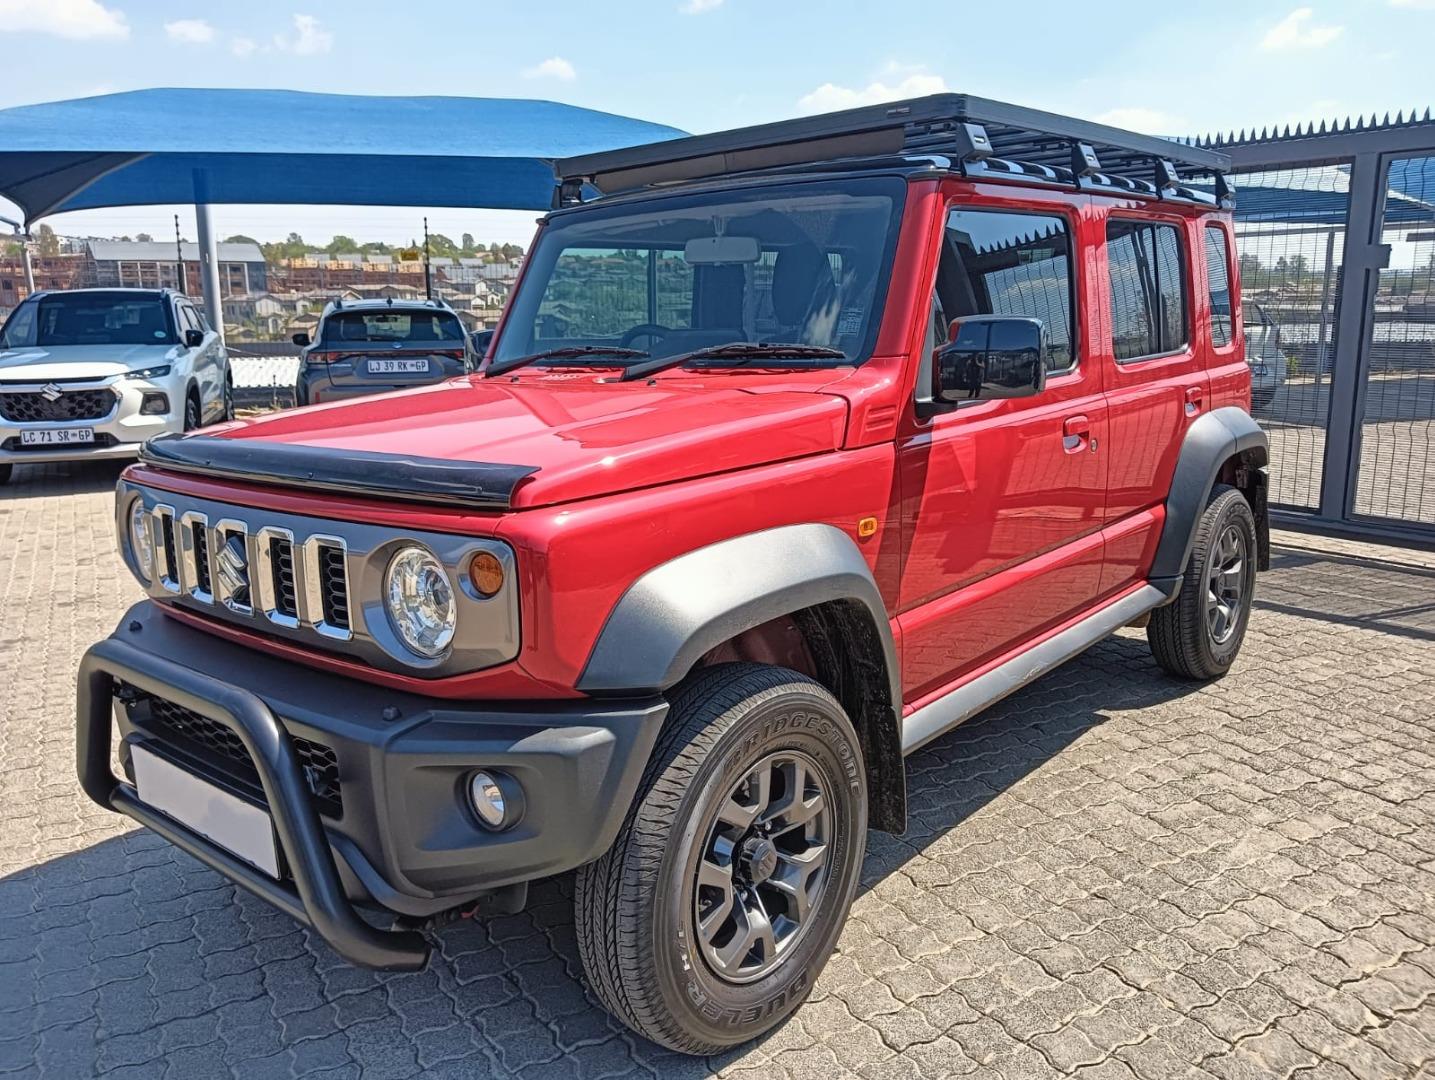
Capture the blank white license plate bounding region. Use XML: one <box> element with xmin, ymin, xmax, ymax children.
<box><xmin>20</xmin><ymin>427</ymin><xmax>94</xmax><ymax>446</ymax></box>
<box><xmin>367</xmin><ymin>358</ymin><xmax>428</xmax><ymax>374</ymax></box>
<box><xmin>132</xmin><ymin>743</ymin><xmax>279</xmax><ymax>877</ymax></box>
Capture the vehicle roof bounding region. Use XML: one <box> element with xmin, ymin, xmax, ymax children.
<box><xmin>556</xmin><ymin>93</ymin><xmax>1233</xmax><ymax>212</ymax></box>
<box><xmin>24</xmin><ymin>287</ymin><xmax>180</xmax><ymax>301</ymax></box>
<box><xmin>319</xmin><ymin>298</ymin><xmax>455</xmax><ymax>315</ymax></box>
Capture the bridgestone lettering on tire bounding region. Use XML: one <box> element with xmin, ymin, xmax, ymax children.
<box><xmin>1148</xmin><ymin>484</ymin><xmax>1257</xmax><ymax>680</ymax></box>
<box><xmin>574</xmin><ymin>662</ymin><xmax>867</xmax><ymax>1053</ymax></box>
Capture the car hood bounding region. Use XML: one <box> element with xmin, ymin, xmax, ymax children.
<box><xmin>0</xmin><ymin>343</ymin><xmax>181</xmax><ymax>381</ymax></box>
<box><xmin>208</xmin><ymin>375</ymin><xmax>850</xmax><ymax>508</ymax></box>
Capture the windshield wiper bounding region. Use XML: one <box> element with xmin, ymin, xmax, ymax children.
<box><xmin>485</xmin><ymin>345</ymin><xmax>650</xmax><ymax>378</ymax></box>
<box><xmin>618</xmin><ymin>342</ymin><xmax>848</xmax><ymax>382</ymax></box>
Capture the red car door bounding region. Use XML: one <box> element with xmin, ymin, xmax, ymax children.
<box><xmin>1098</xmin><ymin>210</ymin><xmax>1212</xmax><ymax>594</ymax></box>
<box><xmin>896</xmin><ymin>192</ymin><xmax>1108</xmax><ymax>706</ymax></box>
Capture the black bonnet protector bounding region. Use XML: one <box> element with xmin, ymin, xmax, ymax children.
<box><xmin>139</xmin><ymin>434</ymin><xmax>539</xmax><ymax>510</ymax></box>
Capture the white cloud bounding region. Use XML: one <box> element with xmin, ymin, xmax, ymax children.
<box><xmin>681</xmin><ymin>0</ymin><xmax>723</xmax><ymax>12</ymax></box>
<box><xmin>0</xmin><ymin>0</ymin><xmax>128</xmax><ymax>40</ymax></box>
<box><xmin>797</xmin><ymin>71</ymin><xmax>948</xmax><ymax>115</ymax></box>
<box><xmin>523</xmin><ymin>56</ymin><xmax>576</xmax><ymax>81</ymax></box>
<box><xmin>164</xmin><ymin>18</ymin><xmax>214</xmax><ymax>44</ymax></box>
<box><xmin>1261</xmin><ymin>7</ymin><xmax>1343</xmax><ymax>50</ymax></box>
<box><xmin>274</xmin><ymin>13</ymin><xmax>332</xmax><ymax>55</ymax></box>
<box><xmin>1095</xmin><ymin>107</ymin><xmax>1183</xmax><ymax>135</ymax></box>
<box><xmin>230</xmin><ymin>36</ymin><xmax>256</xmax><ymax>57</ymax></box>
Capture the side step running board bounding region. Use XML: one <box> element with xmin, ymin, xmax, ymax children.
<box><xmin>900</xmin><ymin>584</ymin><xmax>1167</xmax><ymax>756</ymax></box>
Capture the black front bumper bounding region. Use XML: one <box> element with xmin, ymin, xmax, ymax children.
<box><xmin>77</xmin><ymin>601</ymin><xmax>667</xmax><ymax>971</ymax></box>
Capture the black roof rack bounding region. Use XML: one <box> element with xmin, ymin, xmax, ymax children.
<box><xmin>556</xmin><ymin>93</ymin><xmax>1233</xmax><ymax>211</ymax></box>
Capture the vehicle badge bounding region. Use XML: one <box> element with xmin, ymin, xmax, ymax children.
<box><xmin>41</xmin><ymin>383</ymin><xmax>63</xmax><ymax>402</ymax></box>
<box><xmin>215</xmin><ymin>534</ymin><xmax>250</xmax><ymax>608</ymax></box>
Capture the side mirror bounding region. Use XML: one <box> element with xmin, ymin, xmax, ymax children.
<box><xmin>183</xmin><ymin>328</ymin><xmax>205</xmax><ymax>349</ymax></box>
<box><xmin>292</xmin><ymin>332</ymin><xmax>311</xmax><ymax>347</ymax></box>
<box><xmin>933</xmin><ymin>316</ymin><xmax>1046</xmax><ymax>404</ymax></box>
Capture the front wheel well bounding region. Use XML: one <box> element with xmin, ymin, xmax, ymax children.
<box><xmin>693</xmin><ymin>599</ymin><xmax>906</xmax><ymax>833</ymax></box>
<box><xmin>1217</xmin><ymin>448</ymin><xmax>1270</xmax><ymax>572</ymax></box>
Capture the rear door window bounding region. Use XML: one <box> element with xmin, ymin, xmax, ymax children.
<box><xmin>322</xmin><ymin>310</ymin><xmax>466</xmax><ymax>344</ymax></box>
<box><xmin>1107</xmin><ymin>220</ymin><xmax>1188</xmax><ymax>360</ymax></box>
<box><xmin>1203</xmin><ymin>226</ymin><xmax>1234</xmax><ymax>348</ymax></box>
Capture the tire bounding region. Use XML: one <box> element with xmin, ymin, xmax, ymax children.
<box><xmin>575</xmin><ymin>662</ymin><xmax>867</xmax><ymax>1054</ymax></box>
<box><xmin>1251</xmin><ymin>390</ymin><xmax>1275</xmax><ymax>412</ymax></box>
<box><xmin>183</xmin><ymin>389</ymin><xmax>202</xmax><ymax>432</ymax></box>
<box><xmin>0</xmin><ymin>463</ymin><xmax>11</xmax><ymax>485</ymax></box>
<box><xmin>219</xmin><ymin>371</ymin><xmax>235</xmax><ymax>422</ymax></box>
<box><xmin>1148</xmin><ymin>484</ymin><xmax>1257</xmax><ymax>680</ymax></box>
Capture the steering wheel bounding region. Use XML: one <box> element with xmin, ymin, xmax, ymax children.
<box><xmin>619</xmin><ymin>323</ymin><xmax>674</xmax><ymax>349</ymax></box>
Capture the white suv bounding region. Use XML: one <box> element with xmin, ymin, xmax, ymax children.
<box><xmin>0</xmin><ymin>288</ymin><xmax>231</xmax><ymax>483</ymax></box>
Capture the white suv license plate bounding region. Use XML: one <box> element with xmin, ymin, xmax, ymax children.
<box><xmin>367</xmin><ymin>358</ymin><xmax>429</xmax><ymax>374</ymax></box>
<box><xmin>20</xmin><ymin>427</ymin><xmax>94</xmax><ymax>446</ymax></box>
<box><xmin>131</xmin><ymin>743</ymin><xmax>280</xmax><ymax>877</ymax></box>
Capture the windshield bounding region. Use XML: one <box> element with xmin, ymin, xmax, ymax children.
<box><xmin>494</xmin><ymin>176</ymin><xmax>906</xmax><ymax>367</ymax></box>
<box><xmin>320</xmin><ymin>309</ymin><xmax>465</xmax><ymax>345</ymax></box>
<box><xmin>0</xmin><ymin>292</ymin><xmax>175</xmax><ymax>349</ymax></box>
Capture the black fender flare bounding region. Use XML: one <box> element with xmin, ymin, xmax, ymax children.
<box><xmin>578</xmin><ymin>522</ymin><xmax>901</xmax><ymax>708</ymax></box>
<box><xmin>1150</xmin><ymin>407</ymin><xmax>1269</xmax><ymax>594</ymax></box>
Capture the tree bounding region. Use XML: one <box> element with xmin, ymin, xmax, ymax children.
<box><xmin>223</xmin><ymin>233</ymin><xmax>259</xmax><ymax>245</ymax></box>
<box><xmin>136</xmin><ymin>232</ymin><xmax>155</xmax><ymax>242</ymax></box>
<box><xmin>461</xmin><ymin>232</ymin><xmax>476</xmax><ymax>255</ymax></box>
<box><xmin>426</xmin><ymin>232</ymin><xmax>459</xmax><ymax>257</ymax></box>
<box><xmin>35</xmin><ymin>224</ymin><xmax>59</xmax><ymax>257</ymax></box>
<box><xmin>326</xmin><ymin>234</ymin><xmax>359</xmax><ymax>254</ymax></box>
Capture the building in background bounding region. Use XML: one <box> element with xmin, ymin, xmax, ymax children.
<box><xmin>82</xmin><ymin>240</ymin><xmax>268</xmax><ymax>297</ymax></box>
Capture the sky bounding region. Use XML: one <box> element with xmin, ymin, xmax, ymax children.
<box><xmin>0</xmin><ymin>0</ymin><xmax>1429</xmax><ymax>248</ymax></box>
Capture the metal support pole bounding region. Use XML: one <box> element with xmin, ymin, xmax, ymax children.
<box><xmin>20</xmin><ymin>242</ymin><xmax>35</xmax><ymax>295</ymax></box>
<box><xmin>195</xmin><ymin>202</ymin><xmax>224</xmax><ymax>343</ymax></box>
<box><xmin>1313</xmin><ymin>228</ymin><xmax>1336</xmax><ymax>388</ymax></box>
<box><xmin>1317</xmin><ymin>152</ymin><xmax>1389</xmax><ymax>521</ymax></box>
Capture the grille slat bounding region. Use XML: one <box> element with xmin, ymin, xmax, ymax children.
<box><xmin>193</xmin><ymin>527</ymin><xmax>212</xmax><ymax>597</ymax></box>
<box><xmin>0</xmin><ymin>388</ymin><xmax>115</xmax><ymax>422</ymax></box>
<box><xmin>129</xmin><ymin>689</ymin><xmax>343</xmax><ymax>817</ymax></box>
<box><xmin>316</xmin><ymin>544</ymin><xmax>350</xmax><ymax>631</ymax></box>
<box><xmin>270</xmin><ymin>537</ymin><xmax>299</xmax><ymax>619</ymax></box>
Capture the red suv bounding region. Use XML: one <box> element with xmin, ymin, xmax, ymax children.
<box><xmin>79</xmin><ymin>95</ymin><xmax>1269</xmax><ymax>1054</ymax></box>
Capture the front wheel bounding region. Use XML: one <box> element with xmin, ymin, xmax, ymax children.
<box><xmin>1148</xmin><ymin>484</ymin><xmax>1257</xmax><ymax>679</ymax></box>
<box><xmin>575</xmin><ymin>663</ymin><xmax>867</xmax><ymax>1053</ymax></box>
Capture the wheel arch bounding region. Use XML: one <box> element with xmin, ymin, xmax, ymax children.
<box><xmin>578</xmin><ymin>523</ymin><xmax>906</xmax><ymax>833</ymax></box>
<box><xmin>1151</xmin><ymin>407</ymin><xmax>1270</xmax><ymax>595</ymax></box>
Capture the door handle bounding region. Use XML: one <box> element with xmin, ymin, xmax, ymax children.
<box><xmin>1184</xmin><ymin>386</ymin><xmax>1204</xmax><ymax>416</ymax></box>
<box><xmin>1062</xmin><ymin>414</ymin><xmax>1091</xmax><ymax>453</ymax></box>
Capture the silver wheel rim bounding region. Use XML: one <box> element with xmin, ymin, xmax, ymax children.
<box><xmin>1206</xmin><ymin>523</ymin><xmax>1247</xmax><ymax>645</ymax></box>
<box><xmin>693</xmin><ymin>749</ymin><xmax>832</xmax><ymax>985</ymax></box>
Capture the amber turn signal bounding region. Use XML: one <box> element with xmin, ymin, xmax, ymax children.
<box><xmin>857</xmin><ymin>516</ymin><xmax>878</xmax><ymax>539</ymax></box>
<box><xmin>468</xmin><ymin>552</ymin><xmax>505</xmax><ymax>596</ymax></box>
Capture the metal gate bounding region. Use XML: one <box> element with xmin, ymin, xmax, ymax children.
<box><xmin>1203</xmin><ymin>112</ymin><xmax>1435</xmax><ymax>541</ymax></box>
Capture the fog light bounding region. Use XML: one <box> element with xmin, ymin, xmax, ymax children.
<box><xmin>468</xmin><ymin>770</ymin><xmax>522</xmax><ymax>831</ymax></box>
<box><xmin>140</xmin><ymin>391</ymin><xmax>170</xmax><ymax>415</ymax></box>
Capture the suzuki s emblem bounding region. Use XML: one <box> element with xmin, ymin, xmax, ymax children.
<box><xmin>40</xmin><ymin>383</ymin><xmax>63</xmax><ymax>402</ymax></box>
<box><xmin>215</xmin><ymin>534</ymin><xmax>250</xmax><ymax>607</ymax></box>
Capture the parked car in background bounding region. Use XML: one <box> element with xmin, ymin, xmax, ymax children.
<box><xmin>1244</xmin><ymin>301</ymin><xmax>1288</xmax><ymax>411</ymax></box>
<box><xmin>0</xmin><ymin>288</ymin><xmax>230</xmax><ymax>484</ymax></box>
<box><xmin>293</xmin><ymin>298</ymin><xmax>477</xmax><ymax>404</ymax></box>
<box><xmin>81</xmin><ymin>95</ymin><xmax>1269</xmax><ymax>1055</ymax></box>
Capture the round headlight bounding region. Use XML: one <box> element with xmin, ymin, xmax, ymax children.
<box><xmin>384</xmin><ymin>545</ymin><xmax>456</xmax><ymax>658</ymax></box>
<box><xmin>129</xmin><ymin>501</ymin><xmax>154</xmax><ymax>582</ymax></box>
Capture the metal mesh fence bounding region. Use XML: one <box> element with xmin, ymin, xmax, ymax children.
<box><xmin>1232</xmin><ymin>164</ymin><xmax>1350</xmax><ymax>511</ymax></box>
<box><xmin>1353</xmin><ymin>154</ymin><xmax>1435</xmax><ymax>525</ymax></box>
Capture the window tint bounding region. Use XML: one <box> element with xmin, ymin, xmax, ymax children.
<box><xmin>0</xmin><ymin>292</ymin><xmax>175</xmax><ymax>348</ymax></box>
<box><xmin>935</xmin><ymin>210</ymin><xmax>1075</xmax><ymax>373</ymax></box>
<box><xmin>321</xmin><ymin>310</ymin><xmax>465</xmax><ymax>343</ymax></box>
<box><xmin>178</xmin><ymin>305</ymin><xmax>200</xmax><ymax>334</ymax></box>
<box><xmin>1204</xmin><ymin>226</ymin><xmax>1233</xmax><ymax>347</ymax></box>
<box><xmin>1107</xmin><ymin>220</ymin><xmax>1188</xmax><ymax>360</ymax></box>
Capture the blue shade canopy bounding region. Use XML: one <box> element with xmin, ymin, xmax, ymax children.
<box><xmin>0</xmin><ymin>88</ymin><xmax>688</xmax><ymax>223</ymax></box>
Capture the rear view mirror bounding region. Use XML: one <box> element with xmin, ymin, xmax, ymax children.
<box><xmin>933</xmin><ymin>316</ymin><xmax>1046</xmax><ymax>403</ymax></box>
<box><xmin>292</xmin><ymin>332</ymin><xmax>311</xmax><ymax>347</ymax></box>
<box><xmin>183</xmin><ymin>329</ymin><xmax>205</xmax><ymax>348</ymax></box>
<box><xmin>684</xmin><ymin>235</ymin><xmax>761</xmax><ymax>265</ymax></box>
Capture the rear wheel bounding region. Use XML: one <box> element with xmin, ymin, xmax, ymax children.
<box><xmin>0</xmin><ymin>463</ymin><xmax>11</xmax><ymax>485</ymax></box>
<box><xmin>1251</xmin><ymin>389</ymin><xmax>1275</xmax><ymax>412</ymax></box>
<box><xmin>219</xmin><ymin>371</ymin><xmax>235</xmax><ymax>422</ymax></box>
<box><xmin>575</xmin><ymin>663</ymin><xmax>867</xmax><ymax>1053</ymax></box>
<box><xmin>1148</xmin><ymin>484</ymin><xmax>1257</xmax><ymax>679</ymax></box>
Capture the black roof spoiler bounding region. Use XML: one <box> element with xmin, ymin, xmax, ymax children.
<box><xmin>556</xmin><ymin>93</ymin><xmax>1233</xmax><ymax>210</ymax></box>
<box><xmin>139</xmin><ymin>434</ymin><xmax>538</xmax><ymax>511</ymax></box>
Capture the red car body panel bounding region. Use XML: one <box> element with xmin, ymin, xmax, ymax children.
<box><xmin>124</xmin><ymin>170</ymin><xmax>1247</xmax><ymax>709</ymax></box>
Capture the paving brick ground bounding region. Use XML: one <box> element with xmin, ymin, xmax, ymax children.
<box><xmin>2</xmin><ymin>459</ymin><xmax>1433</xmax><ymax>1079</ymax></box>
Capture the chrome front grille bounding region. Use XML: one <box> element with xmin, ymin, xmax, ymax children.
<box><xmin>139</xmin><ymin>506</ymin><xmax>353</xmax><ymax>642</ymax></box>
<box><xmin>0</xmin><ymin>387</ymin><xmax>116</xmax><ymax>422</ymax></box>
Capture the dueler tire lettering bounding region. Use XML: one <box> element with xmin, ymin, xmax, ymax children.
<box><xmin>574</xmin><ymin>662</ymin><xmax>867</xmax><ymax>1053</ymax></box>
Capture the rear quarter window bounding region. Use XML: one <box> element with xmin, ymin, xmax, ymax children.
<box><xmin>1107</xmin><ymin>220</ymin><xmax>1188</xmax><ymax>361</ymax></box>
